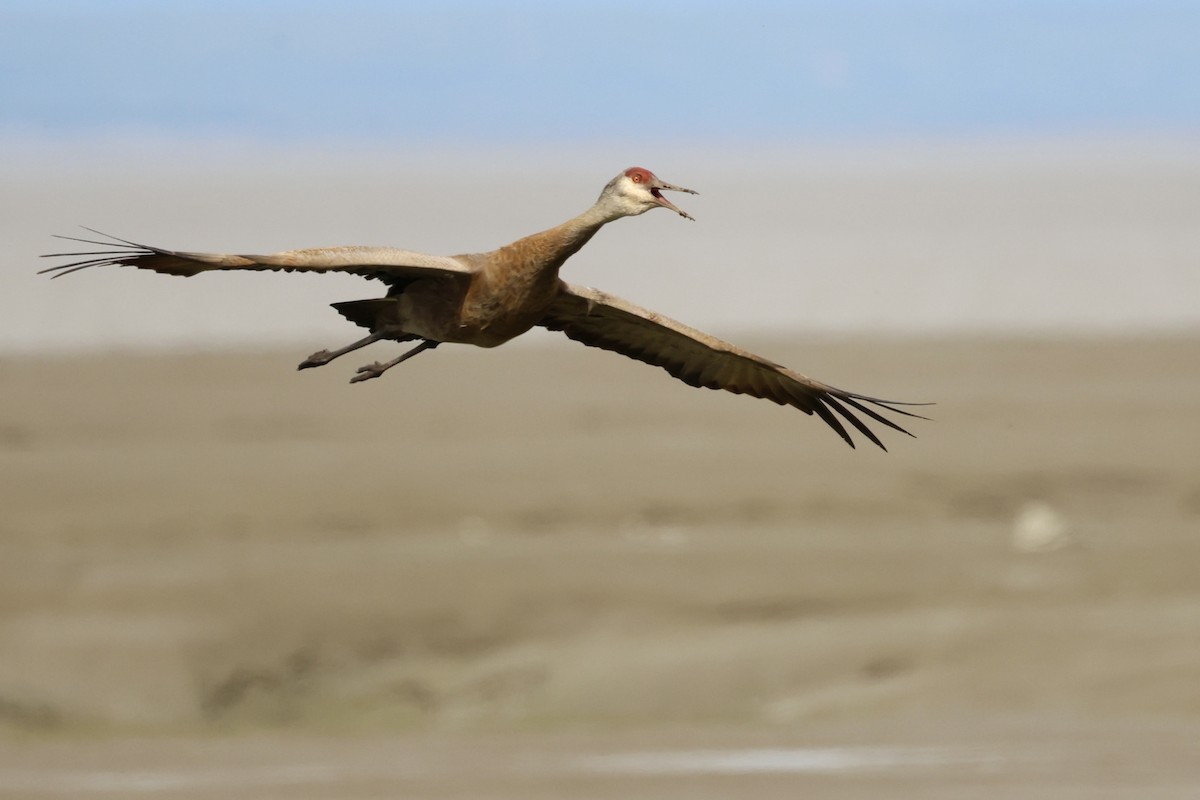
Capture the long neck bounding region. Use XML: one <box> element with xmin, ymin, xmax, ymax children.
<box><xmin>492</xmin><ymin>199</ymin><xmax>626</xmax><ymax>280</ymax></box>
<box><xmin>544</xmin><ymin>201</ymin><xmax>626</xmax><ymax>263</ymax></box>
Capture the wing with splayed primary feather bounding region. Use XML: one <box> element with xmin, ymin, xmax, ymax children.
<box><xmin>539</xmin><ymin>283</ymin><xmax>929</xmax><ymax>450</ymax></box>
<box><xmin>39</xmin><ymin>230</ymin><xmax>474</xmax><ymax>286</ymax></box>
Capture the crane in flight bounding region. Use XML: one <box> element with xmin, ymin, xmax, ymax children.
<box><xmin>41</xmin><ymin>167</ymin><xmax>926</xmax><ymax>450</ymax></box>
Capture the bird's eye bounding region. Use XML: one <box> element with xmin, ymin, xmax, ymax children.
<box><xmin>631</xmin><ymin>173</ymin><xmax>642</xmax><ymax>183</ymax></box>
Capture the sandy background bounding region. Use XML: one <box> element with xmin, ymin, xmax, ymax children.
<box><xmin>2</xmin><ymin>332</ymin><xmax>1199</xmax><ymax>797</ymax></box>
<box><xmin>2</xmin><ymin>139</ymin><xmax>1198</xmax><ymax>797</ymax></box>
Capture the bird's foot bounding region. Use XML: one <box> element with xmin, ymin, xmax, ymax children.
<box><xmin>349</xmin><ymin>362</ymin><xmax>386</xmax><ymax>383</ymax></box>
<box><xmin>297</xmin><ymin>349</ymin><xmax>333</xmax><ymax>370</ymax></box>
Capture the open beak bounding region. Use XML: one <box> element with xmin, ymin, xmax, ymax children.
<box><xmin>649</xmin><ymin>177</ymin><xmax>698</xmax><ymax>221</ymax></box>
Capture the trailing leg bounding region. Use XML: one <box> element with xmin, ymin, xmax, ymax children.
<box><xmin>298</xmin><ymin>330</ymin><xmax>388</xmax><ymax>370</ymax></box>
<box><xmin>350</xmin><ymin>340</ymin><xmax>441</xmax><ymax>383</ymax></box>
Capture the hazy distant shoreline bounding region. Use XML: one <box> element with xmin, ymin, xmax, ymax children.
<box><xmin>7</xmin><ymin>136</ymin><xmax>1199</xmax><ymax>353</ymax></box>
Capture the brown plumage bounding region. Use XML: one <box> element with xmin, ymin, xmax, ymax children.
<box><xmin>40</xmin><ymin>166</ymin><xmax>927</xmax><ymax>449</ymax></box>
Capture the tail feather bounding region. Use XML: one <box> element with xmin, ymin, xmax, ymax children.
<box><xmin>332</xmin><ymin>298</ymin><xmax>405</xmax><ymax>333</ymax></box>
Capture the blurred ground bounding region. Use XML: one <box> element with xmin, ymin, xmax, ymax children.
<box><xmin>2</xmin><ymin>335</ymin><xmax>1199</xmax><ymax>797</ymax></box>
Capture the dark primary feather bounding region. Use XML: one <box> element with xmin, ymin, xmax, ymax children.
<box><xmin>539</xmin><ymin>283</ymin><xmax>929</xmax><ymax>450</ymax></box>
<box><xmin>40</xmin><ymin>231</ymin><xmax>159</xmax><ymax>278</ymax></box>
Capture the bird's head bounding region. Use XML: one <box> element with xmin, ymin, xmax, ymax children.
<box><xmin>600</xmin><ymin>167</ymin><xmax>698</xmax><ymax>221</ymax></box>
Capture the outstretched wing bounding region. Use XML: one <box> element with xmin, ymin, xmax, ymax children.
<box><xmin>39</xmin><ymin>229</ymin><xmax>474</xmax><ymax>287</ymax></box>
<box><xmin>539</xmin><ymin>283</ymin><xmax>929</xmax><ymax>450</ymax></box>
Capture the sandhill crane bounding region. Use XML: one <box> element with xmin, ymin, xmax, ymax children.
<box><xmin>41</xmin><ymin>167</ymin><xmax>926</xmax><ymax>449</ymax></box>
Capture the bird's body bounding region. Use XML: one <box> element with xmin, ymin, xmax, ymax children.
<box><xmin>346</xmin><ymin>188</ymin><xmax>633</xmax><ymax>348</ymax></box>
<box><xmin>41</xmin><ymin>166</ymin><xmax>926</xmax><ymax>449</ymax></box>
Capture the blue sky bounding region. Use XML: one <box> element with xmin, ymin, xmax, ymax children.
<box><xmin>3</xmin><ymin>0</ymin><xmax>1198</xmax><ymax>146</ymax></box>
